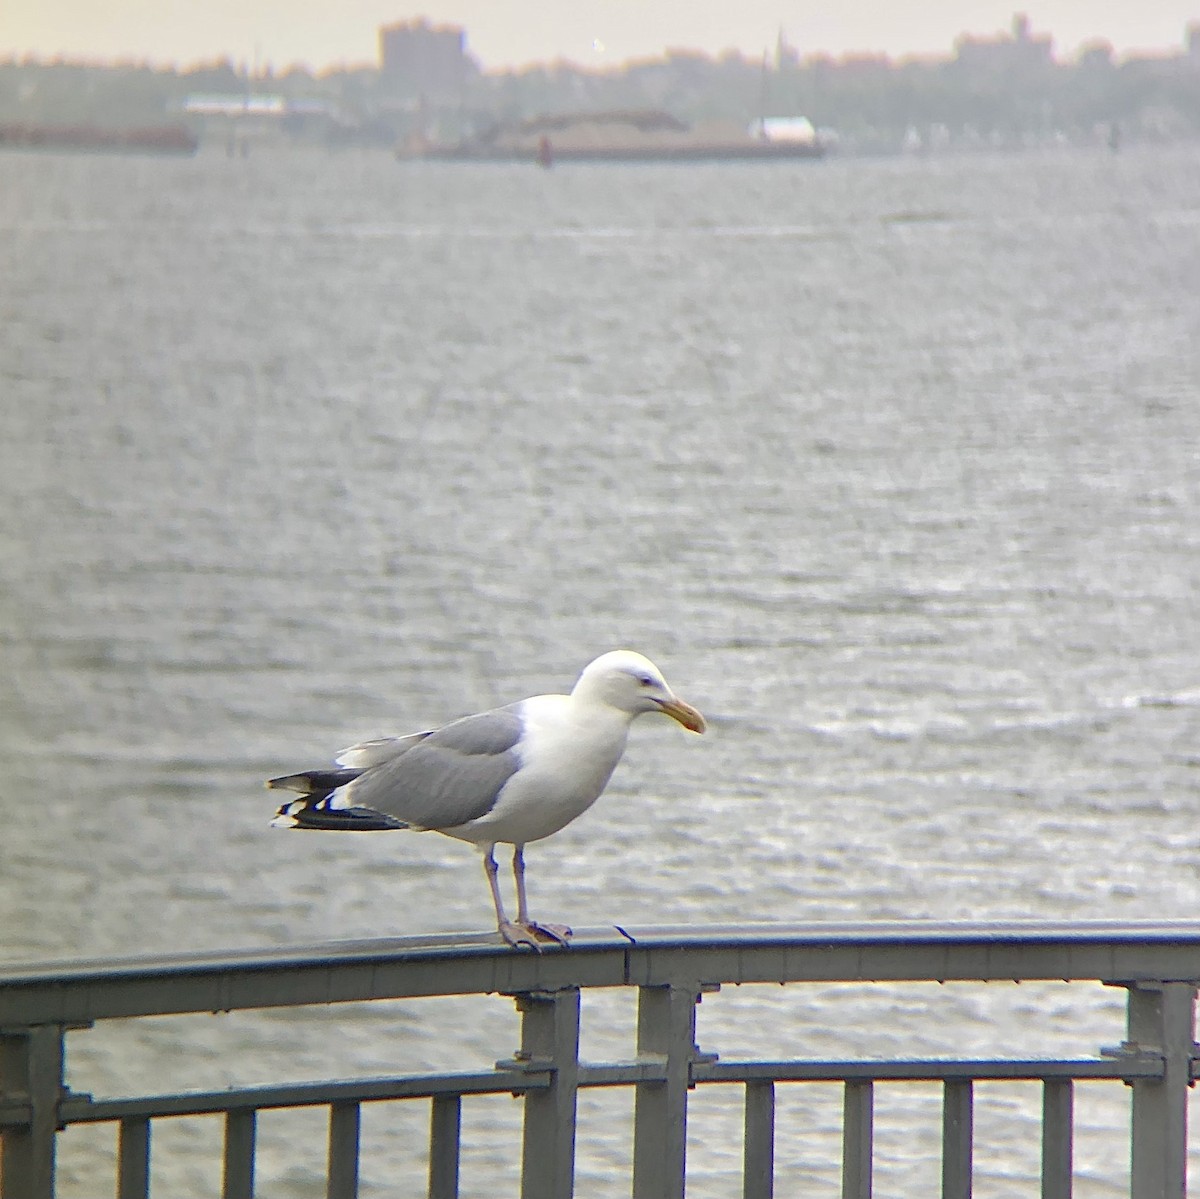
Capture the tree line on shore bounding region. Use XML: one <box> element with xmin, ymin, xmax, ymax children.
<box><xmin>2</xmin><ymin>33</ymin><xmax>1198</xmax><ymax>153</ymax></box>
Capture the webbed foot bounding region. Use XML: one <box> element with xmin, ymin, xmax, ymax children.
<box><xmin>498</xmin><ymin>920</ymin><xmax>573</xmax><ymax>951</ymax></box>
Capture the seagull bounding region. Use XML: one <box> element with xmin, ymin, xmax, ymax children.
<box><xmin>268</xmin><ymin>650</ymin><xmax>705</xmax><ymax>949</ymax></box>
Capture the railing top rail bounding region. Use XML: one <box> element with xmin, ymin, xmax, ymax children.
<box><xmin>4</xmin><ymin>920</ymin><xmax>1200</xmax><ymax>1026</ymax></box>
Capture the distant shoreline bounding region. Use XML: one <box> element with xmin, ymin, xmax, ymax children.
<box><xmin>0</xmin><ymin>121</ymin><xmax>198</xmax><ymax>155</ymax></box>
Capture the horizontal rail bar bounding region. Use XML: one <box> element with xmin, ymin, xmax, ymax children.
<box><xmin>696</xmin><ymin>1058</ymin><xmax>1166</xmax><ymax>1083</ymax></box>
<box><xmin>4</xmin><ymin>921</ymin><xmax>1200</xmax><ymax>1025</ymax></box>
<box><xmin>6</xmin><ymin>1055</ymin><xmax>1157</xmax><ymax>1133</ymax></box>
<box><xmin>54</xmin><ymin>1070</ymin><xmax>551</xmax><ymax>1124</ymax></box>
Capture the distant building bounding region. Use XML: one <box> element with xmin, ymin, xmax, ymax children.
<box><xmin>954</xmin><ymin>12</ymin><xmax>1053</xmax><ymax>73</ymax></box>
<box><xmin>1077</xmin><ymin>41</ymin><xmax>1114</xmax><ymax>71</ymax></box>
<box><xmin>379</xmin><ymin>19</ymin><xmax>470</xmax><ymax>100</ymax></box>
<box><xmin>775</xmin><ymin>28</ymin><xmax>799</xmax><ymax>71</ymax></box>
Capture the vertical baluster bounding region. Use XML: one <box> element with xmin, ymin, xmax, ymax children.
<box><xmin>517</xmin><ymin>988</ymin><xmax>580</xmax><ymax>1199</ymax></box>
<box><xmin>327</xmin><ymin>1101</ymin><xmax>361</xmax><ymax>1199</ymax></box>
<box><xmin>743</xmin><ymin>1080</ymin><xmax>775</xmax><ymax>1199</ymax></box>
<box><xmin>632</xmin><ymin>984</ymin><xmax>699</xmax><ymax>1199</ymax></box>
<box><xmin>1126</xmin><ymin>981</ymin><xmax>1196</xmax><ymax>1199</ymax></box>
<box><xmin>842</xmin><ymin>1079</ymin><xmax>873</xmax><ymax>1199</ymax></box>
<box><xmin>223</xmin><ymin>1109</ymin><xmax>256</xmax><ymax>1199</ymax></box>
<box><xmin>0</xmin><ymin>1024</ymin><xmax>64</xmax><ymax>1199</ymax></box>
<box><xmin>942</xmin><ymin>1080</ymin><xmax>972</xmax><ymax>1199</ymax></box>
<box><xmin>117</xmin><ymin>1116</ymin><xmax>151</xmax><ymax>1199</ymax></box>
<box><xmin>429</xmin><ymin>1094</ymin><xmax>462</xmax><ymax>1199</ymax></box>
<box><xmin>1040</xmin><ymin>1080</ymin><xmax>1072</xmax><ymax>1199</ymax></box>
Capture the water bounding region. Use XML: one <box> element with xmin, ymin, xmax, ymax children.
<box><xmin>2</xmin><ymin>143</ymin><xmax>1200</xmax><ymax>1195</ymax></box>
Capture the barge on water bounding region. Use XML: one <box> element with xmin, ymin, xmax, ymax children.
<box><xmin>402</xmin><ymin>109</ymin><xmax>830</xmax><ymax>165</ymax></box>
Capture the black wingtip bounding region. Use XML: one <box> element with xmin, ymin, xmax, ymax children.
<box><xmin>271</xmin><ymin>801</ymin><xmax>409</xmax><ymax>832</ymax></box>
<box><xmin>266</xmin><ymin>768</ymin><xmax>362</xmax><ymax>796</ymax></box>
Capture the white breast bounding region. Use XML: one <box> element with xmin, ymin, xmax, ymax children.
<box><xmin>446</xmin><ymin>694</ymin><xmax>632</xmax><ymax>846</ymax></box>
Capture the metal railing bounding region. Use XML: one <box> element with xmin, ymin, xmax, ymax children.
<box><xmin>2</xmin><ymin>920</ymin><xmax>1198</xmax><ymax>1198</ymax></box>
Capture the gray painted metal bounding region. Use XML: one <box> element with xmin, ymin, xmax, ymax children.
<box><xmin>1125</xmin><ymin>981</ymin><xmax>1196</xmax><ymax>1199</ymax></box>
<box><xmin>841</xmin><ymin>1080</ymin><xmax>873</xmax><ymax>1199</ymax></box>
<box><xmin>515</xmin><ymin>989</ymin><xmax>580</xmax><ymax>1199</ymax></box>
<box><xmin>1041</xmin><ymin>1081</ymin><xmax>1073</xmax><ymax>1199</ymax></box>
<box><xmin>5</xmin><ymin>920</ymin><xmax>1200</xmax><ymax>1025</ymax></box>
<box><xmin>632</xmin><ymin>984</ymin><xmax>701</xmax><ymax>1199</ymax></box>
<box><xmin>742</xmin><ymin>1080</ymin><xmax>775</xmax><ymax>1199</ymax></box>
<box><xmin>222</xmin><ymin>1109</ymin><xmax>256</xmax><ymax>1199</ymax></box>
<box><xmin>428</xmin><ymin>1095</ymin><xmax>461</xmax><ymax>1199</ymax></box>
<box><xmin>2</xmin><ymin>921</ymin><xmax>1199</xmax><ymax>1199</ymax></box>
<box><xmin>697</xmin><ymin>1058</ymin><xmax>1162</xmax><ymax>1083</ymax></box>
<box><xmin>326</xmin><ymin>1102</ymin><xmax>360</xmax><ymax>1199</ymax></box>
<box><xmin>0</xmin><ymin>1023</ymin><xmax>62</xmax><ymax>1199</ymax></box>
<box><xmin>116</xmin><ymin>1117</ymin><xmax>149</xmax><ymax>1199</ymax></box>
<box><xmin>942</xmin><ymin>1080</ymin><xmax>973</xmax><ymax>1198</ymax></box>
<box><xmin>54</xmin><ymin>1069</ymin><xmax>550</xmax><ymax>1123</ymax></box>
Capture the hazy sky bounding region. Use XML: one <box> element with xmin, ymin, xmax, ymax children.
<box><xmin>4</xmin><ymin>2</ymin><xmax>1197</xmax><ymax>71</ymax></box>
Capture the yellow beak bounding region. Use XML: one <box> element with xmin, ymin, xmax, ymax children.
<box><xmin>658</xmin><ymin>696</ymin><xmax>707</xmax><ymax>734</ymax></box>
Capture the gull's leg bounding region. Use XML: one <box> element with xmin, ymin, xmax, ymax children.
<box><xmin>484</xmin><ymin>845</ymin><xmax>538</xmax><ymax>950</ymax></box>
<box><xmin>512</xmin><ymin>844</ymin><xmax>572</xmax><ymax>946</ymax></box>
<box><xmin>513</xmin><ymin>843</ymin><xmax>531</xmax><ymax>924</ymax></box>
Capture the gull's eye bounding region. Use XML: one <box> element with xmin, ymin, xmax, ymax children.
<box><xmin>637</xmin><ymin>674</ymin><xmax>655</xmax><ymax>687</ymax></box>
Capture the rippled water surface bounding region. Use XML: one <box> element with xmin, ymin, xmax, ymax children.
<box><xmin>3</xmin><ymin>143</ymin><xmax>1200</xmax><ymax>1195</ymax></box>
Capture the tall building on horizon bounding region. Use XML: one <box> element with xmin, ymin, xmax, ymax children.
<box><xmin>379</xmin><ymin>18</ymin><xmax>471</xmax><ymax>100</ymax></box>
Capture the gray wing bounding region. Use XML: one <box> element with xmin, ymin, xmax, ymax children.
<box><xmin>339</xmin><ymin>703</ymin><xmax>525</xmax><ymax>830</ymax></box>
<box><xmin>335</xmin><ymin>731</ymin><xmax>434</xmax><ymax>769</ymax></box>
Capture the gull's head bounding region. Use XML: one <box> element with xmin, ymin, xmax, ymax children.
<box><xmin>573</xmin><ymin>650</ymin><xmax>706</xmax><ymax>732</ymax></box>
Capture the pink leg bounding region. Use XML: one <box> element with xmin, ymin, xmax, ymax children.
<box><xmin>483</xmin><ymin>846</ymin><xmax>539</xmax><ymax>950</ymax></box>
<box><xmin>512</xmin><ymin>845</ymin><xmax>572</xmax><ymax>946</ymax></box>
